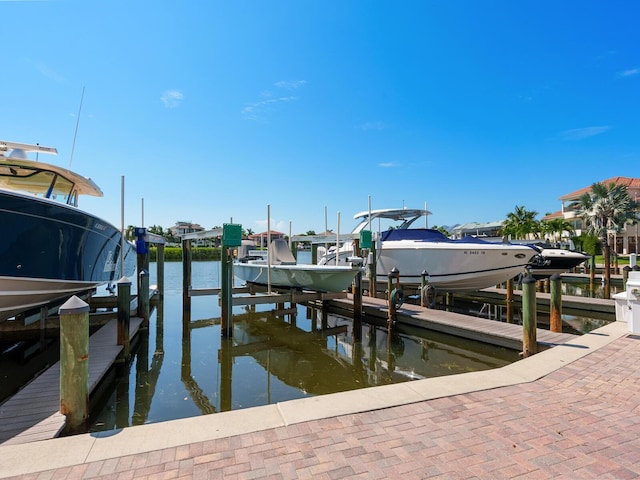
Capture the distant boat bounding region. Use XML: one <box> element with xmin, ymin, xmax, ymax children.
<box><xmin>0</xmin><ymin>140</ymin><xmax>136</xmax><ymax>321</ymax></box>
<box><xmin>519</xmin><ymin>242</ymin><xmax>590</xmax><ymax>279</ymax></box>
<box><xmin>234</xmin><ymin>239</ymin><xmax>360</xmax><ymax>292</ymax></box>
<box><xmin>318</xmin><ymin>207</ymin><xmax>538</xmax><ymax>292</ymax></box>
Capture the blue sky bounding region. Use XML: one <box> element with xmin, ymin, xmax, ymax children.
<box><xmin>3</xmin><ymin>1</ymin><xmax>639</xmax><ymax>235</ymax></box>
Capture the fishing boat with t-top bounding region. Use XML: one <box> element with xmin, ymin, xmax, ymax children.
<box><xmin>318</xmin><ymin>207</ymin><xmax>539</xmax><ymax>292</ymax></box>
<box><xmin>0</xmin><ymin>140</ymin><xmax>136</xmax><ymax>322</ymax></box>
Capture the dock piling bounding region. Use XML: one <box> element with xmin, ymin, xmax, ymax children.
<box><xmin>420</xmin><ymin>270</ymin><xmax>428</xmax><ymax>308</ymax></box>
<box><xmin>522</xmin><ymin>274</ymin><xmax>538</xmax><ymax>357</ymax></box>
<box><xmin>58</xmin><ymin>295</ymin><xmax>90</xmax><ymax>433</ymax></box>
<box><xmin>138</xmin><ymin>269</ymin><xmax>150</xmax><ymax>323</ymax></box>
<box><xmin>549</xmin><ymin>273</ymin><xmax>562</xmax><ymax>333</ymax></box>
<box><xmin>117</xmin><ymin>276</ymin><xmax>132</xmax><ymax>360</ymax></box>
<box><xmin>506</xmin><ymin>278</ymin><xmax>514</xmax><ymax>323</ymax></box>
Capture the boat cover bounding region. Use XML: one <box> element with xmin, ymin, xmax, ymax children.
<box><xmin>380</xmin><ymin>229</ymin><xmax>494</xmax><ymax>244</ymax></box>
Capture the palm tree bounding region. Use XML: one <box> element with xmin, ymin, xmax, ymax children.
<box><xmin>502</xmin><ymin>206</ymin><xmax>540</xmax><ymax>240</ymax></box>
<box><xmin>125</xmin><ymin>225</ymin><xmax>136</xmax><ymax>241</ymax></box>
<box><xmin>540</xmin><ymin>218</ymin><xmax>574</xmax><ymax>245</ymax></box>
<box><xmin>573</xmin><ymin>182</ymin><xmax>639</xmax><ymax>285</ymax></box>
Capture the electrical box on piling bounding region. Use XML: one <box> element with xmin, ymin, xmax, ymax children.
<box><xmin>222</xmin><ymin>223</ymin><xmax>242</xmax><ymax>247</ymax></box>
<box><xmin>360</xmin><ymin>230</ymin><xmax>372</xmax><ymax>249</ymax></box>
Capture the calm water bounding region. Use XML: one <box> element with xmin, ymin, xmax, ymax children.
<box><xmin>87</xmin><ymin>254</ymin><xmax>520</xmax><ymax>433</ymax></box>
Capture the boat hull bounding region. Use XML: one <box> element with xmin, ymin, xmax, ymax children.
<box><xmin>234</xmin><ymin>263</ymin><xmax>360</xmax><ymax>292</ymax></box>
<box><xmin>529</xmin><ymin>249</ymin><xmax>590</xmax><ymax>279</ymax></box>
<box><xmin>0</xmin><ymin>190</ymin><xmax>136</xmax><ymax>320</ymax></box>
<box><xmin>374</xmin><ymin>240</ymin><xmax>536</xmax><ymax>291</ymax></box>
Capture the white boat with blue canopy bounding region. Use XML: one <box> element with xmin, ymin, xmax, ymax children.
<box><xmin>318</xmin><ymin>207</ymin><xmax>539</xmax><ymax>292</ymax></box>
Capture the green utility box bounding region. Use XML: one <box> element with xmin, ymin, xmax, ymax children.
<box><xmin>360</xmin><ymin>230</ymin><xmax>372</xmax><ymax>249</ymax></box>
<box><xmin>222</xmin><ymin>223</ymin><xmax>242</xmax><ymax>247</ymax></box>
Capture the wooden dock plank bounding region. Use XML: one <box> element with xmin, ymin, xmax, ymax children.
<box><xmin>456</xmin><ymin>287</ymin><xmax>616</xmax><ymax>315</ymax></box>
<box><xmin>325</xmin><ymin>295</ymin><xmax>578</xmax><ymax>351</ymax></box>
<box><xmin>0</xmin><ymin>317</ymin><xmax>143</xmax><ymax>446</ymax></box>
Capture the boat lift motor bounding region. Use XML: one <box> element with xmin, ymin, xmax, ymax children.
<box><xmin>135</xmin><ymin>227</ymin><xmax>148</xmax><ymax>254</ymax></box>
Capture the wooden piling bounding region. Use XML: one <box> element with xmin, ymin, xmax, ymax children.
<box><xmin>420</xmin><ymin>270</ymin><xmax>428</xmax><ymax>308</ymax></box>
<box><xmin>182</xmin><ymin>238</ymin><xmax>192</xmax><ymax>321</ymax></box>
<box><xmin>58</xmin><ymin>295</ymin><xmax>90</xmax><ymax>433</ymax></box>
<box><xmin>369</xmin><ymin>241</ymin><xmax>377</xmax><ymax>297</ymax></box>
<box><xmin>549</xmin><ymin>273</ymin><xmax>562</xmax><ymax>333</ymax></box>
<box><xmin>117</xmin><ymin>276</ymin><xmax>132</xmax><ymax>360</ymax></box>
<box><xmin>522</xmin><ymin>274</ymin><xmax>537</xmax><ymax>357</ymax></box>
<box><xmin>220</xmin><ymin>223</ymin><xmax>242</xmax><ymax>338</ymax></box>
<box><xmin>386</xmin><ymin>271</ymin><xmax>395</xmax><ymax>329</ymax></box>
<box><xmin>506</xmin><ymin>278</ymin><xmax>514</xmax><ymax>323</ymax></box>
<box><xmin>220</xmin><ymin>246</ymin><xmax>232</xmax><ymax>337</ymax></box>
<box><xmin>156</xmin><ymin>243</ymin><xmax>165</xmax><ymax>299</ymax></box>
<box><xmin>138</xmin><ymin>269</ymin><xmax>150</xmax><ymax>324</ymax></box>
<box><xmin>353</xmin><ymin>269</ymin><xmax>363</xmax><ymax>342</ymax></box>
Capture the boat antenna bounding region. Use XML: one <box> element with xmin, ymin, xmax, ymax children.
<box><xmin>69</xmin><ymin>86</ymin><xmax>85</xmax><ymax>168</ymax></box>
<box><xmin>425</xmin><ymin>201</ymin><xmax>429</xmax><ymax>229</ymax></box>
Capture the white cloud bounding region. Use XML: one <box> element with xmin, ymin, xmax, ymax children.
<box><xmin>560</xmin><ymin>126</ymin><xmax>611</xmax><ymax>140</ymax></box>
<box><xmin>242</xmin><ymin>80</ymin><xmax>306</xmax><ymax>120</ymax></box>
<box><xmin>274</xmin><ymin>80</ymin><xmax>307</xmax><ymax>89</ymax></box>
<box><xmin>617</xmin><ymin>68</ymin><xmax>639</xmax><ymax>78</ymax></box>
<box><xmin>161</xmin><ymin>90</ymin><xmax>184</xmax><ymax>108</ymax></box>
<box><xmin>361</xmin><ymin>121</ymin><xmax>387</xmax><ymax>131</ymax></box>
<box><xmin>27</xmin><ymin>59</ymin><xmax>64</xmax><ymax>83</ymax></box>
<box><xmin>379</xmin><ymin>162</ymin><xmax>399</xmax><ymax>168</ymax></box>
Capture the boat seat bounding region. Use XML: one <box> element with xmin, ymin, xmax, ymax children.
<box><xmin>269</xmin><ymin>239</ymin><xmax>297</xmax><ymax>265</ymax></box>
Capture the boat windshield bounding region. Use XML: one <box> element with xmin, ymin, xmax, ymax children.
<box><xmin>0</xmin><ymin>164</ymin><xmax>78</xmax><ymax>206</ymax></box>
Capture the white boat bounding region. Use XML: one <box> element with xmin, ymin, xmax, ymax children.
<box><xmin>0</xmin><ymin>140</ymin><xmax>136</xmax><ymax>321</ymax></box>
<box><xmin>234</xmin><ymin>239</ymin><xmax>361</xmax><ymax>292</ymax></box>
<box><xmin>318</xmin><ymin>208</ymin><xmax>539</xmax><ymax>292</ymax></box>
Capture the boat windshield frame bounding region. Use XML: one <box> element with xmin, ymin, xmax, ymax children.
<box><xmin>0</xmin><ymin>163</ymin><xmax>79</xmax><ymax>206</ymax></box>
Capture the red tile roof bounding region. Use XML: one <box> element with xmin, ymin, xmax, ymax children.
<box><xmin>542</xmin><ymin>211</ymin><xmax>564</xmax><ymax>220</ymax></box>
<box><xmin>559</xmin><ymin>177</ymin><xmax>640</xmax><ymax>201</ymax></box>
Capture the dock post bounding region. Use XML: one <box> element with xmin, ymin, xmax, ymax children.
<box><xmin>549</xmin><ymin>273</ymin><xmax>562</xmax><ymax>333</ymax></box>
<box><xmin>182</xmin><ymin>238</ymin><xmax>192</xmax><ymax>322</ymax></box>
<box><xmin>138</xmin><ymin>269</ymin><xmax>150</xmax><ymax>324</ymax></box>
<box><xmin>420</xmin><ymin>270</ymin><xmax>428</xmax><ymax>307</ymax></box>
<box><xmin>220</xmin><ymin>245</ymin><xmax>232</xmax><ymax>337</ymax></box>
<box><xmin>386</xmin><ymin>271</ymin><xmax>395</xmax><ymax>327</ymax></box>
<box><xmin>353</xmin><ymin>269</ymin><xmax>363</xmax><ymax>342</ymax></box>
<box><xmin>117</xmin><ymin>276</ymin><xmax>132</xmax><ymax>360</ymax></box>
<box><xmin>59</xmin><ymin>295</ymin><xmax>90</xmax><ymax>434</ymax></box>
<box><xmin>221</xmin><ymin>223</ymin><xmax>242</xmax><ymax>338</ymax></box>
<box><xmin>589</xmin><ymin>255</ymin><xmax>596</xmax><ymax>284</ymax></box>
<box><xmin>522</xmin><ymin>274</ymin><xmax>537</xmax><ymax>357</ymax></box>
<box><xmin>156</xmin><ymin>243</ymin><xmax>165</xmax><ymax>300</ymax></box>
<box><xmin>369</xmin><ymin>242</ymin><xmax>377</xmax><ymax>297</ymax></box>
<box><xmin>506</xmin><ymin>278</ymin><xmax>514</xmax><ymax>323</ymax></box>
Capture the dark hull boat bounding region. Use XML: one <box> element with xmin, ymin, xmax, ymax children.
<box><xmin>527</xmin><ymin>245</ymin><xmax>590</xmax><ymax>279</ymax></box>
<box><xmin>0</xmin><ymin>140</ymin><xmax>136</xmax><ymax>321</ymax></box>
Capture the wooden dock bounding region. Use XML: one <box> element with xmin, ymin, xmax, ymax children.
<box><xmin>323</xmin><ymin>294</ymin><xmax>578</xmax><ymax>351</ymax></box>
<box><xmin>454</xmin><ymin>287</ymin><xmax>616</xmax><ymax>316</ymax></box>
<box><xmin>0</xmin><ymin>317</ymin><xmax>143</xmax><ymax>446</ymax></box>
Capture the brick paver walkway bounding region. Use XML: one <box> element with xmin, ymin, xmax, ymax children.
<box><xmin>7</xmin><ymin>334</ymin><xmax>640</xmax><ymax>479</ymax></box>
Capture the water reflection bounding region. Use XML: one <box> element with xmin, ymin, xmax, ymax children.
<box><xmin>89</xmin><ymin>302</ymin><xmax>518</xmax><ymax>432</ymax></box>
